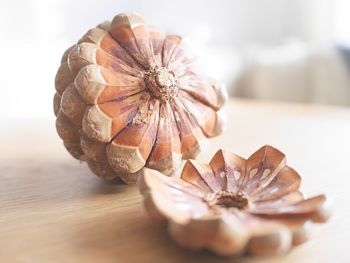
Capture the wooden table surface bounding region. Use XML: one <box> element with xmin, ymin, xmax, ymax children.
<box><xmin>1</xmin><ymin>99</ymin><xmax>350</xmax><ymax>263</ymax></box>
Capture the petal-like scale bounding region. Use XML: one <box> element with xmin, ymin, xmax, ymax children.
<box><xmin>87</xmin><ymin>158</ymin><xmax>119</xmax><ymax>180</ymax></box>
<box><xmin>185</xmin><ymin>160</ymin><xmax>222</xmax><ymax>192</ymax></box>
<box><xmin>169</xmin><ymin>214</ymin><xmax>248</xmax><ymax>256</ymax></box>
<box><xmin>75</xmin><ymin>64</ymin><xmax>144</xmax><ymax>104</ymax></box>
<box><xmin>82</xmin><ymin>105</ymin><xmax>112</xmax><ymax>143</ymax></box>
<box><xmin>109</xmin><ymin>12</ymin><xmax>155</xmax><ymax>69</ymax></box>
<box><xmin>211</xmin><ymin>79</ymin><xmax>228</xmax><ymax>108</ymax></box>
<box><xmin>63</xmin><ymin>141</ymin><xmax>85</xmax><ymax>161</ymax></box>
<box><xmin>82</xmin><ymin>92</ymin><xmax>146</xmax><ymax>142</ymax></box>
<box><xmin>99</xmin><ymin>93</ymin><xmax>147</xmax><ymax>135</ymax></box>
<box><xmin>181</xmin><ymin>160</ymin><xmax>217</xmax><ymax>193</ymax></box>
<box><xmin>162</xmin><ymin>35</ymin><xmax>182</xmax><ymax>67</ymax></box>
<box><xmin>143</xmin><ymin>169</ymin><xmax>206</xmax><ymax>210</ymax></box>
<box><xmin>206</xmin><ymin>213</ymin><xmax>249</xmax><ymax>256</ymax></box>
<box><xmin>179</xmin><ymin>91</ymin><xmax>224</xmax><ymax>138</ymax></box>
<box><xmin>288</xmin><ymin>195</ymin><xmax>327</xmax><ymax>215</ymax></box>
<box><xmin>60</xmin><ymin>83</ymin><xmax>86</xmax><ymax>125</ymax></box>
<box><xmin>166</xmin><ymin>38</ymin><xmax>196</xmax><ymax>74</ymax></box>
<box><xmin>148</xmin><ymin>27</ymin><xmax>165</xmax><ymax>66</ymax></box>
<box><xmin>251</xmin><ymin>195</ymin><xmax>329</xmax><ymax>222</ymax></box>
<box><xmin>68</xmin><ymin>42</ymin><xmax>144</xmax><ymax>77</ymax></box>
<box><xmin>97</xmin><ymin>20</ymin><xmax>110</xmax><ymax>31</ymax></box>
<box><xmin>67</xmin><ymin>43</ymin><xmax>95</xmax><ymax>76</ymax></box>
<box><xmin>209</xmin><ymin>149</ymin><xmax>246</xmax><ymax>192</ymax></box>
<box><xmin>171</xmin><ymin>61</ymin><xmax>201</xmax><ymax>80</ymax></box>
<box><xmin>246</xmin><ymin>220</ymin><xmax>292</xmax><ymax>256</ymax></box>
<box><xmin>253</xmin><ymin>191</ymin><xmax>304</xmax><ymax>209</ymax></box>
<box><xmin>171</xmin><ymin>98</ymin><xmax>205</xmax><ymax>159</ymax></box>
<box><xmin>118</xmin><ymin>169</ymin><xmax>144</xmax><ymax>184</ymax></box>
<box><xmin>275</xmin><ymin>218</ymin><xmax>310</xmax><ymax>246</ymax></box>
<box><xmin>53</xmin><ymin>93</ymin><xmax>61</xmax><ymax>116</ymax></box>
<box><xmin>178</xmin><ymin>75</ymin><xmax>227</xmax><ymax>110</ymax></box>
<box><xmin>226</xmin><ymin>212</ymin><xmax>292</xmax><ymax>256</ymax></box>
<box><xmin>79</xmin><ymin>27</ymin><xmax>107</xmax><ymax>45</ymax></box>
<box><xmin>56</xmin><ymin>110</ymin><xmax>81</xmax><ymax>144</ymax></box>
<box><xmin>252</xmin><ymin>166</ymin><xmax>302</xmax><ymax>202</ymax></box>
<box><xmin>96</xmin><ymin>68</ymin><xmax>144</xmax><ymax>103</ymax></box>
<box><xmin>55</xmin><ymin>62</ymin><xmax>74</xmax><ymax>95</ymax></box>
<box><xmin>80</xmin><ymin>134</ymin><xmax>106</xmax><ymax>162</ymax></box>
<box><xmin>61</xmin><ymin>45</ymin><xmax>75</xmax><ymax>64</ymax></box>
<box><xmin>79</xmin><ymin>27</ymin><xmax>143</xmax><ymax>76</ymax></box>
<box><xmin>140</xmin><ymin>168</ymin><xmax>209</xmax><ymax>222</ymax></box>
<box><xmin>241</xmin><ymin>145</ymin><xmax>286</xmax><ymax>195</ymax></box>
<box><xmin>106</xmin><ymin>100</ymin><xmax>160</xmax><ymax>175</ymax></box>
<box><xmin>147</xmin><ymin>102</ymin><xmax>182</xmax><ymax>174</ymax></box>
<box><xmin>140</xmin><ymin>168</ymin><xmax>205</xmax><ymax>198</ymax></box>
<box><xmin>74</xmin><ymin>64</ymin><xmax>105</xmax><ymax>104</ymax></box>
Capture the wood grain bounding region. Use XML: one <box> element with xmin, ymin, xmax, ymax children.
<box><xmin>1</xmin><ymin>99</ymin><xmax>349</xmax><ymax>263</ymax></box>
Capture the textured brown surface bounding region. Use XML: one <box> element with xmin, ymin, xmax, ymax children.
<box><xmin>1</xmin><ymin>99</ymin><xmax>350</xmax><ymax>262</ymax></box>
<box><xmin>140</xmin><ymin>146</ymin><xmax>329</xmax><ymax>256</ymax></box>
<box><xmin>54</xmin><ymin>12</ymin><xmax>226</xmax><ymax>183</ymax></box>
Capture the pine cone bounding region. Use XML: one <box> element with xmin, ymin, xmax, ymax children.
<box><xmin>54</xmin><ymin>12</ymin><xmax>227</xmax><ymax>183</ymax></box>
<box><xmin>139</xmin><ymin>145</ymin><xmax>330</xmax><ymax>256</ymax></box>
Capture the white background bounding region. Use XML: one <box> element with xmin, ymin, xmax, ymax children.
<box><xmin>0</xmin><ymin>0</ymin><xmax>349</xmax><ymax>120</ymax></box>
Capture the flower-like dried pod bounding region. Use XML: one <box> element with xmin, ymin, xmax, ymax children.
<box><xmin>139</xmin><ymin>145</ymin><xmax>330</xmax><ymax>257</ymax></box>
<box><xmin>54</xmin><ymin>12</ymin><xmax>227</xmax><ymax>183</ymax></box>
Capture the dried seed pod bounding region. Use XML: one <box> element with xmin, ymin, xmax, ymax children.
<box><xmin>139</xmin><ymin>145</ymin><xmax>330</xmax><ymax>257</ymax></box>
<box><xmin>54</xmin><ymin>12</ymin><xmax>227</xmax><ymax>183</ymax></box>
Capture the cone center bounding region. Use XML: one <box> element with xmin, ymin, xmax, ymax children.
<box><xmin>145</xmin><ymin>66</ymin><xmax>178</xmax><ymax>101</ymax></box>
<box><xmin>204</xmin><ymin>191</ymin><xmax>249</xmax><ymax>210</ymax></box>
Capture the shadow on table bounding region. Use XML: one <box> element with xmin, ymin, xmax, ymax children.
<box><xmin>65</xmin><ymin>203</ymin><xmax>260</xmax><ymax>263</ymax></box>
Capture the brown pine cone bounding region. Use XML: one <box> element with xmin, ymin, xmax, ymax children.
<box><xmin>139</xmin><ymin>145</ymin><xmax>330</xmax><ymax>256</ymax></box>
<box><xmin>54</xmin><ymin>12</ymin><xmax>227</xmax><ymax>184</ymax></box>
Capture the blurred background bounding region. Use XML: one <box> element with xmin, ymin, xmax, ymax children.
<box><xmin>1</xmin><ymin>0</ymin><xmax>350</xmax><ymax>120</ymax></box>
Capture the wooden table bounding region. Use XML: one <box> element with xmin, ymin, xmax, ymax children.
<box><xmin>1</xmin><ymin>99</ymin><xmax>349</xmax><ymax>263</ymax></box>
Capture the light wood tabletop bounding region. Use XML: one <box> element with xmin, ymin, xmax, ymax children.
<box><xmin>1</xmin><ymin>98</ymin><xmax>349</xmax><ymax>263</ymax></box>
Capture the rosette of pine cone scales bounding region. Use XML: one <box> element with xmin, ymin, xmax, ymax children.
<box><xmin>54</xmin><ymin>12</ymin><xmax>227</xmax><ymax>183</ymax></box>
<box><xmin>139</xmin><ymin>146</ymin><xmax>330</xmax><ymax>257</ymax></box>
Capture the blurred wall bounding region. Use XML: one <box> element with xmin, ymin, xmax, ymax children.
<box><xmin>0</xmin><ymin>0</ymin><xmax>349</xmax><ymax>120</ymax></box>
<box><xmin>1</xmin><ymin>0</ymin><xmax>338</xmax><ymax>46</ymax></box>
